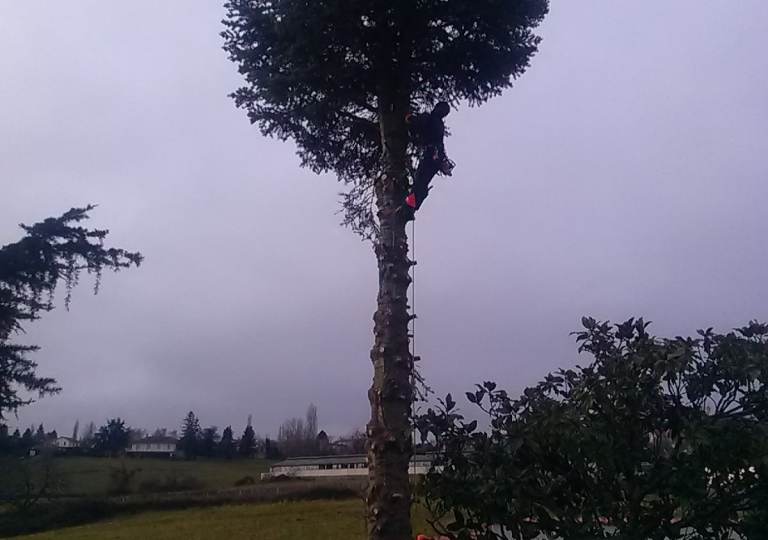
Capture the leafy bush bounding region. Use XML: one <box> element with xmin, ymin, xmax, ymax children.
<box><xmin>107</xmin><ymin>462</ymin><xmax>140</xmax><ymax>495</ymax></box>
<box><xmin>0</xmin><ymin>456</ymin><xmax>69</xmax><ymax>511</ymax></box>
<box><xmin>418</xmin><ymin>318</ymin><xmax>768</xmax><ymax>540</ymax></box>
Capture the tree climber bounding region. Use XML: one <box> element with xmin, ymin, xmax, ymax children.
<box><xmin>404</xmin><ymin>101</ymin><xmax>455</xmax><ymax>211</ymax></box>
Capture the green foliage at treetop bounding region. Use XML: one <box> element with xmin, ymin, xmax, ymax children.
<box><xmin>222</xmin><ymin>0</ymin><xmax>549</xmax><ymax>234</ymax></box>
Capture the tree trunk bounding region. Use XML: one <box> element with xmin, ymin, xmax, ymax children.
<box><xmin>366</xmin><ymin>90</ymin><xmax>414</xmax><ymax>540</ymax></box>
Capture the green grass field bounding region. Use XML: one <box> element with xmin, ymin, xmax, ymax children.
<box><xmin>13</xmin><ymin>499</ymin><xmax>434</xmax><ymax>540</ymax></box>
<box><xmin>56</xmin><ymin>456</ymin><xmax>275</xmax><ymax>495</ymax></box>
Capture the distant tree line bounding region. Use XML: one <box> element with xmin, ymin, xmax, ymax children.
<box><xmin>0</xmin><ymin>403</ymin><xmax>367</xmax><ymax>460</ymax></box>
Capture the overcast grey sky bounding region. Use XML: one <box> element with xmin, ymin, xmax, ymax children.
<box><xmin>1</xmin><ymin>2</ymin><xmax>767</xmax><ymax>438</ymax></box>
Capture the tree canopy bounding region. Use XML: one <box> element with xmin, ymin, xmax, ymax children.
<box><xmin>219</xmin><ymin>426</ymin><xmax>237</xmax><ymax>459</ymax></box>
<box><xmin>0</xmin><ymin>206</ymin><xmax>142</xmax><ymax>419</ymax></box>
<box><xmin>94</xmin><ymin>418</ymin><xmax>131</xmax><ymax>457</ymax></box>
<box><xmin>222</xmin><ymin>0</ymin><xmax>549</xmax><ymax>235</ymax></box>
<box><xmin>418</xmin><ymin>318</ymin><xmax>768</xmax><ymax>540</ymax></box>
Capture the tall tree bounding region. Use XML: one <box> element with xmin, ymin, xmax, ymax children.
<box><xmin>71</xmin><ymin>420</ymin><xmax>79</xmax><ymax>442</ymax></box>
<box><xmin>9</xmin><ymin>428</ymin><xmax>21</xmax><ymax>455</ymax></box>
<box><xmin>277</xmin><ymin>416</ymin><xmax>305</xmax><ymax>457</ymax></box>
<box><xmin>34</xmin><ymin>424</ymin><xmax>45</xmax><ymax>445</ymax></box>
<box><xmin>20</xmin><ymin>428</ymin><xmax>33</xmax><ymax>452</ymax></box>
<box><xmin>264</xmin><ymin>436</ymin><xmax>281</xmax><ymax>460</ymax></box>
<box><xmin>0</xmin><ymin>424</ymin><xmax>10</xmax><ymax>454</ymax></box>
<box><xmin>239</xmin><ymin>423</ymin><xmax>257</xmax><ymax>458</ymax></box>
<box><xmin>0</xmin><ymin>206</ymin><xmax>142</xmax><ymax>419</ymax></box>
<box><xmin>94</xmin><ymin>418</ymin><xmax>130</xmax><ymax>456</ymax></box>
<box><xmin>304</xmin><ymin>403</ymin><xmax>318</xmax><ymax>455</ymax></box>
<box><xmin>80</xmin><ymin>421</ymin><xmax>96</xmax><ymax>449</ymax></box>
<box><xmin>222</xmin><ymin>3</ymin><xmax>549</xmax><ymax>539</ymax></box>
<box><xmin>277</xmin><ymin>404</ymin><xmax>321</xmax><ymax>456</ymax></box>
<box><xmin>180</xmin><ymin>411</ymin><xmax>202</xmax><ymax>460</ymax></box>
<box><xmin>219</xmin><ymin>426</ymin><xmax>236</xmax><ymax>459</ymax></box>
<box><xmin>201</xmin><ymin>426</ymin><xmax>220</xmax><ymax>458</ymax></box>
<box><xmin>418</xmin><ymin>319</ymin><xmax>768</xmax><ymax>540</ymax></box>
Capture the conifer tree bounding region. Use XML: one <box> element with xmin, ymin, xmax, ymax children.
<box><xmin>180</xmin><ymin>411</ymin><xmax>202</xmax><ymax>459</ymax></box>
<box><xmin>219</xmin><ymin>425</ymin><xmax>236</xmax><ymax>459</ymax></box>
<box><xmin>222</xmin><ymin>3</ymin><xmax>549</xmax><ymax>538</ymax></box>
<box><xmin>201</xmin><ymin>426</ymin><xmax>220</xmax><ymax>458</ymax></box>
<box><xmin>239</xmin><ymin>424</ymin><xmax>257</xmax><ymax>457</ymax></box>
<box><xmin>0</xmin><ymin>206</ymin><xmax>142</xmax><ymax>418</ymax></box>
<box><xmin>95</xmin><ymin>418</ymin><xmax>130</xmax><ymax>456</ymax></box>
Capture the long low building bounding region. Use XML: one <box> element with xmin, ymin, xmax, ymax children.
<box><xmin>263</xmin><ymin>453</ymin><xmax>435</xmax><ymax>479</ymax></box>
<box><xmin>126</xmin><ymin>436</ymin><xmax>178</xmax><ymax>458</ymax></box>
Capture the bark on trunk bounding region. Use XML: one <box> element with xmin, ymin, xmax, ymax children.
<box><xmin>366</xmin><ymin>92</ymin><xmax>414</xmax><ymax>540</ymax></box>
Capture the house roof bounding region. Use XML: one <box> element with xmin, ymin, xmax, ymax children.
<box><xmin>271</xmin><ymin>453</ymin><xmax>435</xmax><ymax>469</ymax></box>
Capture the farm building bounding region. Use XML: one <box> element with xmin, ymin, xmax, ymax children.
<box><xmin>126</xmin><ymin>436</ymin><xmax>178</xmax><ymax>457</ymax></box>
<box><xmin>262</xmin><ymin>453</ymin><xmax>435</xmax><ymax>479</ymax></box>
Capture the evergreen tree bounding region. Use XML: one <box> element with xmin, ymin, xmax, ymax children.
<box><xmin>10</xmin><ymin>428</ymin><xmax>21</xmax><ymax>455</ymax></box>
<box><xmin>222</xmin><ymin>3</ymin><xmax>548</xmax><ymax>539</ymax></box>
<box><xmin>0</xmin><ymin>206</ymin><xmax>142</xmax><ymax>419</ymax></box>
<box><xmin>201</xmin><ymin>426</ymin><xmax>220</xmax><ymax>458</ymax></box>
<box><xmin>20</xmin><ymin>428</ymin><xmax>33</xmax><ymax>451</ymax></box>
<box><xmin>94</xmin><ymin>418</ymin><xmax>130</xmax><ymax>456</ymax></box>
<box><xmin>0</xmin><ymin>424</ymin><xmax>9</xmax><ymax>454</ymax></box>
<box><xmin>239</xmin><ymin>424</ymin><xmax>257</xmax><ymax>458</ymax></box>
<box><xmin>180</xmin><ymin>411</ymin><xmax>202</xmax><ymax>460</ymax></box>
<box><xmin>219</xmin><ymin>426</ymin><xmax>236</xmax><ymax>459</ymax></box>
<box><xmin>72</xmin><ymin>420</ymin><xmax>79</xmax><ymax>442</ymax></box>
<box><xmin>34</xmin><ymin>424</ymin><xmax>45</xmax><ymax>444</ymax></box>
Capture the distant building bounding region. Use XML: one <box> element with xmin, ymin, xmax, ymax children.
<box><xmin>54</xmin><ymin>437</ymin><xmax>78</xmax><ymax>449</ymax></box>
<box><xmin>126</xmin><ymin>436</ymin><xmax>178</xmax><ymax>457</ymax></box>
<box><xmin>262</xmin><ymin>453</ymin><xmax>435</xmax><ymax>479</ymax></box>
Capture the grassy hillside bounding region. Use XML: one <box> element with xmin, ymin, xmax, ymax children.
<box><xmin>13</xmin><ymin>499</ymin><xmax>434</xmax><ymax>540</ymax></box>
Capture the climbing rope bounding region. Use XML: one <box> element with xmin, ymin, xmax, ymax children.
<box><xmin>410</xmin><ymin>217</ymin><xmax>416</xmax><ymax>366</ymax></box>
<box><xmin>409</xmin><ymin>216</ymin><xmax>417</xmax><ymax>445</ymax></box>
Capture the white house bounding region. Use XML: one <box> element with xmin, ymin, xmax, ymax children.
<box><xmin>54</xmin><ymin>437</ymin><xmax>78</xmax><ymax>449</ymax></box>
<box><xmin>126</xmin><ymin>436</ymin><xmax>178</xmax><ymax>457</ymax></box>
<box><xmin>262</xmin><ymin>453</ymin><xmax>435</xmax><ymax>479</ymax></box>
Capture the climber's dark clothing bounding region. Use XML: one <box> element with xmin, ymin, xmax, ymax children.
<box><xmin>405</xmin><ymin>102</ymin><xmax>453</xmax><ymax>211</ymax></box>
<box><xmin>407</xmin><ymin>145</ymin><xmax>445</xmax><ymax>210</ymax></box>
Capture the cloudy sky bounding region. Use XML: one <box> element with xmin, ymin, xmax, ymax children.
<box><xmin>1</xmin><ymin>2</ymin><xmax>767</xmax><ymax>438</ymax></box>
